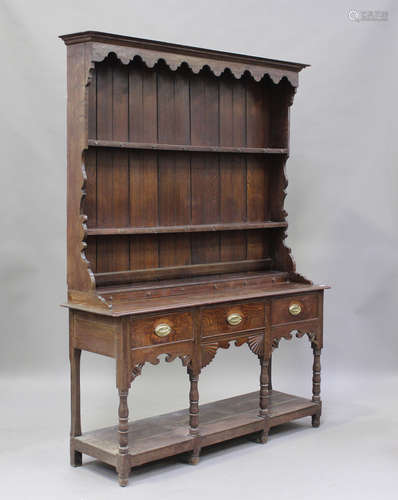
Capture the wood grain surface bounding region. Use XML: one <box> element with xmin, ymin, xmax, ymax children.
<box><xmin>73</xmin><ymin>390</ymin><xmax>320</xmax><ymax>467</ymax></box>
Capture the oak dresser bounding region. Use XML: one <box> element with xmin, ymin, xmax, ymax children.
<box><xmin>60</xmin><ymin>31</ymin><xmax>328</xmax><ymax>486</ymax></box>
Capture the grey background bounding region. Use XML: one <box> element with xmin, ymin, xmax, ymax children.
<box><xmin>0</xmin><ymin>0</ymin><xmax>397</xmax><ymax>498</ymax></box>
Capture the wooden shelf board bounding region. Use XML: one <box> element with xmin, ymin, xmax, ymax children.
<box><xmin>96</xmin><ymin>270</ymin><xmax>289</xmax><ymax>295</ymax></box>
<box><xmin>94</xmin><ymin>258</ymin><xmax>272</xmax><ymax>287</ymax></box>
<box><xmin>65</xmin><ymin>278</ymin><xmax>327</xmax><ymax>316</ymax></box>
<box><xmin>105</xmin><ymin>281</ymin><xmax>325</xmax><ymax>316</ymax></box>
<box><xmin>87</xmin><ymin>221</ymin><xmax>288</xmax><ymax>236</ymax></box>
<box><xmin>88</xmin><ymin>139</ymin><xmax>288</xmax><ymax>155</ymax></box>
<box><xmin>73</xmin><ymin>391</ymin><xmax>319</xmax><ymax>468</ymax></box>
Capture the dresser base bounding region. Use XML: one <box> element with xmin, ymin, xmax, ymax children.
<box><xmin>72</xmin><ymin>390</ymin><xmax>320</xmax><ymax>470</ymax></box>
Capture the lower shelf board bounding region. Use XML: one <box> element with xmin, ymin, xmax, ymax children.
<box><xmin>72</xmin><ymin>390</ymin><xmax>319</xmax><ymax>468</ymax></box>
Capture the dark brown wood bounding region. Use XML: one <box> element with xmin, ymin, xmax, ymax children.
<box><xmin>87</xmin><ymin>221</ymin><xmax>287</xmax><ymax>236</ymax></box>
<box><xmin>65</xmin><ymin>44</ymin><xmax>96</xmax><ymax>294</ymax></box>
<box><xmin>94</xmin><ymin>258</ymin><xmax>272</xmax><ymax>286</ymax></box>
<box><xmin>62</xmin><ymin>31</ymin><xmax>327</xmax><ymax>486</ymax></box>
<box><xmin>312</xmin><ymin>346</ymin><xmax>322</xmax><ymax>427</ymax></box>
<box><xmin>97</xmin><ymin>271</ymin><xmax>288</xmax><ymax>298</ymax></box>
<box><xmin>116</xmin><ymin>318</ymin><xmax>131</xmax><ymax>486</ymax></box>
<box><xmin>79</xmin><ymin>55</ymin><xmax>293</xmax><ymax>283</ymax></box>
<box><xmin>271</xmin><ymin>293</ymin><xmax>319</xmax><ymax>325</ymax></box>
<box><xmin>88</xmin><ymin>139</ymin><xmax>288</xmax><ymax>155</ymax></box>
<box><xmin>258</xmin><ymin>356</ymin><xmax>270</xmax><ymax>443</ymax></box>
<box><xmin>73</xmin><ymin>311</ymin><xmax>117</xmax><ymax>357</ymax></box>
<box><xmin>131</xmin><ymin>311</ymin><xmax>193</xmax><ymax>348</ymax></box>
<box><xmin>73</xmin><ymin>390</ymin><xmax>319</xmax><ymax>466</ymax></box>
<box><xmin>312</xmin><ymin>290</ymin><xmax>323</xmax><ymax>427</ymax></box>
<box><xmin>60</xmin><ymin>31</ymin><xmax>308</xmax><ymax>77</ymax></box>
<box><xmin>129</xmin><ymin>342</ymin><xmax>193</xmax><ymax>375</ymax></box>
<box><xmin>201</xmin><ymin>301</ymin><xmax>265</xmax><ymax>337</ymax></box>
<box><xmin>268</xmin><ymin>354</ymin><xmax>273</xmax><ymax>391</ymax></box>
<box><xmin>271</xmin><ymin>317</ymin><xmax>320</xmax><ymax>342</ymax></box>
<box><xmin>117</xmin><ymin>389</ymin><xmax>130</xmax><ymax>486</ymax></box>
<box><xmin>69</xmin><ymin>346</ymin><xmax>82</xmax><ymax>466</ymax></box>
<box><xmin>91</xmin><ymin>282</ymin><xmax>327</xmax><ymax>317</ymax></box>
<box><xmin>188</xmin><ymin>368</ymin><xmax>200</xmax><ymax>436</ymax></box>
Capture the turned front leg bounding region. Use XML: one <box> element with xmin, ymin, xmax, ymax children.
<box><xmin>312</xmin><ymin>345</ymin><xmax>322</xmax><ymax>427</ymax></box>
<box><xmin>188</xmin><ymin>368</ymin><xmax>201</xmax><ymax>464</ymax></box>
<box><xmin>268</xmin><ymin>354</ymin><xmax>272</xmax><ymax>391</ymax></box>
<box><xmin>117</xmin><ymin>389</ymin><xmax>130</xmax><ymax>486</ymax></box>
<box><xmin>258</xmin><ymin>356</ymin><xmax>270</xmax><ymax>443</ymax></box>
<box><xmin>70</xmin><ymin>347</ymin><xmax>82</xmax><ymax>467</ymax></box>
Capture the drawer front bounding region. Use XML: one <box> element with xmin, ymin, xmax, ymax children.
<box><xmin>271</xmin><ymin>293</ymin><xmax>318</xmax><ymax>325</ymax></box>
<box><xmin>131</xmin><ymin>312</ymin><xmax>193</xmax><ymax>348</ymax></box>
<box><xmin>201</xmin><ymin>301</ymin><xmax>264</xmax><ymax>337</ymax></box>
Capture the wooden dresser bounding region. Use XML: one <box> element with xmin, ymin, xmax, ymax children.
<box><xmin>60</xmin><ymin>31</ymin><xmax>328</xmax><ymax>486</ymax></box>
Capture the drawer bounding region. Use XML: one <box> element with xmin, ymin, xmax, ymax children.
<box><xmin>201</xmin><ymin>301</ymin><xmax>264</xmax><ymax>337</ymax></box>
<box><xmin>271</xmin><ymin>293</ymin><xmax>318</xmax><ymax>325</ymax></box>
<box><xmin>131</xmin><ymin>312</ymin><xmax>193</xmax><ymax>348</ymax></box>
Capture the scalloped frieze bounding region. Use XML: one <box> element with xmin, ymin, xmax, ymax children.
<box><xmin>201</xmin><ymin>334</ymin><xmax>265</xmax><ymax>368</ymax></box>
<box><xmin>235</xmin><ymin>334</ymin><xmax>264</xmax><ymax>357</ymax></box>
<box><xmin>296</xmin><ymin>330</ymin><xmax>319</xmax><ymax>345</ymax></box>
<box><xmin>201</xmin><ymin>342</ymin><xmax>230</xmax><ymax>368</ymax></box>
<box><xmin>130</xmin><ymin>353</ymin><xmax>192</xmax><ymax>382</ymax></box>
<box><xmin>247</xmin><ymin>335</ymin><xmax>264</xmax><ymax>357</ymax></box>
<box><xmin>131</xmin><ymin>362</ymin><xmax>145</xmax><ymax>382</ymax></box>
<box><xmin>272</xmin><ymin>328</ymin><xmax>321</xmax><ymax>351</ymax></box>
<box><xmin>178</xmin><ymin>354</ymin><xmax>192</xmax><ymax>367</ymax></box>
<box><xmin>88</xmin><ymin>42</ymin><xmax>299</xmax><ymax>87</ymax></box>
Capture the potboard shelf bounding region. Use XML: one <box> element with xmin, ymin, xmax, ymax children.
<box><xmin>72</xmin><ymin>391</ymin><xmax>319</xmax><ymax>468</ymax></box>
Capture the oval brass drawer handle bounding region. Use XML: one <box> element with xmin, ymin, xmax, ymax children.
<box><xmin>154</xmin><ymin>323</ymin><xmax>172</xmax><ymax>337</ymax></box>
<box><xmin>227</xmin><ymin>313</ymin><xmax>243</xmax><ymax>326</ymax></box>
<box><xmin>289</xmin><ymin>303</ymin><xmax>302</xmax><ymax>316</ymax></box>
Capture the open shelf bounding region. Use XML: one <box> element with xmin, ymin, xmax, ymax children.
<box><xmin>96</xmin><ymin>270</ymin><xmax>289</xmax><ymax>294</ymax></box>
<box><xmin>87</xmin><ymin>221</ymin><xmax>288</xmax><ymax>236</ymax></box>
<box><xmin>72</xmin><ymin>391</ymin><xmax>319</xmax><ymax>468</ymax></box>
<box><xmin>88</xmin><ymin>139</ymin><xmax>288</xmax><ymax>155</ymax></box>
<box><xmin>94</xmin><ymin>258</ymin><xmax>272</xmax><ymax>287</ymax></box>
<box><xmin>93</xmin><ymin>272</ymin><xmax>326</xmax><ymax>316</ymax></box>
